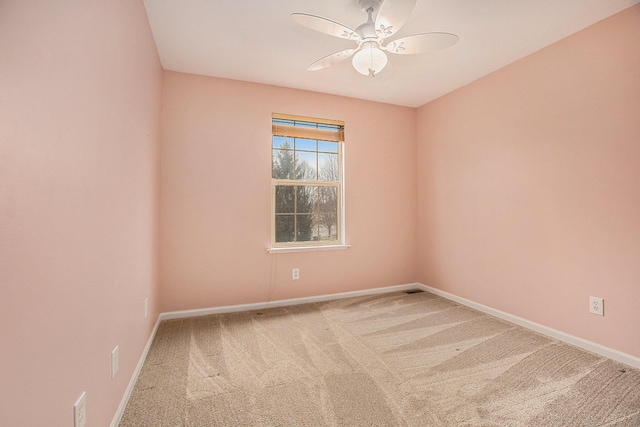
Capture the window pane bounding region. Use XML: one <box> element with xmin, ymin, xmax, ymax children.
<box><xmin>318</xmin><ymin>141</ymin><xmax>338</xmax><ymax>153</ymax></box>
<box><xmin>272</xmin><ymin>149</ymin><xmax>294</xmax><ymax>179</ymax></box>
<box><xmin>275</xmin><ymin>186</ymin><xmax>295</xmax><ymax>213</ymax></box>
<box><xmin>318</xmin><ymin>214</ymin><xmax>337</xmax><ymax>240</ymax></box>
<box><xmin>272</xmin><ymin>114</ymin><xmax>343</xmax><ymax>247</ymax></box>
<box><xmin>275</xmin><ymin>215</ymin><xmax>294</xmax><ymax>242</ymax></box>
<box><xmin>295</xmin><ymin>138</ymin><xmax>316</xmax><ymax>151</ymax></box>
<box><xmin>273</xmin><ymin>136</ymin><xmax>294</xmax><ymax>149</ymax></box>
<box><xmin>318</xmin><ymin>187</ymin><xmax>337</xmax><ymax>214</ymax></box>
<box><xmin>296</xmin><ymin>214</ymin><xmax>315</xmax><ymax>242</ymax></box>
<box><xmin>318</xmin><ymin>153</ymin><xmax>338</xmax><ymax>182</ymax></box>
<box><xmin>296</xmin><ymin>151</ymin><xmax>317</xmax><ymax>180</ymax></box>
<box><xmin>296</xmin><ymin>186</ymin><xmax>316</xmax><ymax>214</ymax></box>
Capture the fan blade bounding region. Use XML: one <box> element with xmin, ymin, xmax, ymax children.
<box><xmin>384</xmin><ymin>32</ymin><xmax>458</xmax><ymax>54</ymax></box>
<box><xmin>292</xmin><ymin>13</ymin><xmax>360</xmax><ymax>41</ymax></box>
<box><xmin>307</xmin><ymin>49</ymin><xmax>357</xmax><ymax>71</ymax></box>
<box><xmin>375</xmin><ymin>0</ymin><xmax>417</xmax><ymax>39</ymax></box>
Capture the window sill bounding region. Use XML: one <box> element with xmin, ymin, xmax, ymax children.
<box><xmin>267</xmin><ymin>244</ymin><xmax>351</xmax><ymax>254</ymax></box>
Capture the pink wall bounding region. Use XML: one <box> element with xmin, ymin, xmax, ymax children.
<box><xmin>160</xmin><ymin>72</ymin><xmax>418</xmax><ymax>312</ymax></box>
<box><xmin>0</xmin><ymin>1</ymin><xmax>162</xmax><ymax>426</ymax></box>
<box><xmin>2</xmin><ymin>2</ymin><xmax>637</xmax><ymax>424</ymax></box>
<box><xmin>416</xmin><ymin>5</ymin><xmax>640</xmax><ymax>358</ymax></box>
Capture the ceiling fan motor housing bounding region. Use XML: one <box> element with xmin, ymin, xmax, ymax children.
<box><xmin>355</xmin><ymin>21</ymin><xmax>378</xmax><ymax>40</ymax></box>
<box><xmin>356</xmin><ymin>0</ymin><xmax>381</xmax><ymax>40</ymax></box>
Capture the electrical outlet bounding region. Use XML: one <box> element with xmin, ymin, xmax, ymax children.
<box><xmin>111</xmin><ymin>346</ymin><xmax>119</xmax><ymax>378</ymax></box>
<box><xmin>144</xmin><ymin>298</ymin><xmax>148</xmax><ymax>318</ymax></box>
<box><xmin>74</xmin><ymin>391</ymin><xmax>86</xmax><ymax>427</ymax></box>
<box><xmin>590</xmin><ymin>296</ymin><xmax>604</xmax><ymax>316</ymax></box>
<box><xmin>292</xmin><ymin>268</ymin><xmax>300</xmax><ymax>280</ymax></box>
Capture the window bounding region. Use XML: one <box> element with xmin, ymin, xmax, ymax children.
<box><xmin>271</xmin><ymin>113</ymin><xmax>344</xmax><ymax>248</ymax></box>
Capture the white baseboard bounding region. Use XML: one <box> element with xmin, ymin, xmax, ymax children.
<box><xmin>110</xmin><ymin>317</ymin><xmax>161</xmax><ymax>427</ymax></box>
<box><xmin>111</xmin><ymin>283</ymin><xmax>417</xmax><ymax>425</ymax></box>
<box><xmin>417</xmin><ymin>283</ymin><xmax>640</xmax><ymax>370</ymax></box>
<box><xmin>112</xmin><ymin>281</ymin><xmax>639</xmax><ymax>426</ymax></box>
<box><xmin>160</xmin><ymin>283</ymin><xmax>421</xmax><ymax>321</ymax></box>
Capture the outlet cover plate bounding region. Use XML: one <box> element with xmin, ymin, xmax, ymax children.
<box><xmin>292</xmin><ymin>268</ymin><xmax>300</xmax><ymax>280</ymax></box>
<box><xmin>590</xmin><ymin>296</ymin><xmax>604</xmax><ymax>316</ymax></box>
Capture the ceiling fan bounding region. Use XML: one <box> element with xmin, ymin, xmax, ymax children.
<box><xmin>292</xmin><ymin>0</ymin><xmax>458</xmax><ymax>77</ymax></box>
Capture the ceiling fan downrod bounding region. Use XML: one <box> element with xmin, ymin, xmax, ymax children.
<box><xmin>355</xmin><ymin>6</ymin><xmax>378</xmax><ymax>40</ymax></box>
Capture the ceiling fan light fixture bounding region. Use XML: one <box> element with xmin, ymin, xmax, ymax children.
<box><xmin>292</xmin><ymin>0</ymin><xmax>458</xmax><ymax>77</ymax></box>
<box><xmin>352</xmin><ymin>43</ymin><xmax>387</xmax><ymax>77</ymax></box>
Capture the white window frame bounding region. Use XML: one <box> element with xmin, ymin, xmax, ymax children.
<box><xmin>270</xmin><ymin>114</ymin><xmax>347</xmax><ymax>251</ymax></box>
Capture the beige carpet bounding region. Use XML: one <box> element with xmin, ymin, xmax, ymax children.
<box><xmin>119</xmin><ymin>291</ymin><xmax>640</xmax><ymax>426</ymax></box>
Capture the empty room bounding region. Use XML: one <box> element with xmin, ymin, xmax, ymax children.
<box><xmin>1</xmin><ymin>0</ymin><xmax>639</xmax><ymax>426</ymax></box>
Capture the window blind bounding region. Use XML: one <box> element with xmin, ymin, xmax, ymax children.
<box><xmin>272</xmin><ymin>113</ymin><xmax>344</xmax><ymax>142</ymax></box>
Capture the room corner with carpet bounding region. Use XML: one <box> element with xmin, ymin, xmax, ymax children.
<box><xmin>117</xmin><ymin>289</ymin><xmax>640</xmax><ymax>426</ymax></box>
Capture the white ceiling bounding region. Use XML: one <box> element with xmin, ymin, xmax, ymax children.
<box><xmin>143</xmin><ymin>0</ymin><xmax>639</xmax><ymax>108</ymax></box>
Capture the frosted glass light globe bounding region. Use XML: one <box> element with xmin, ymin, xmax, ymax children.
<box><xmin>352</xmin><ymin>43</ymin><xmax>388</xmax><ymax>77</ymax></box>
